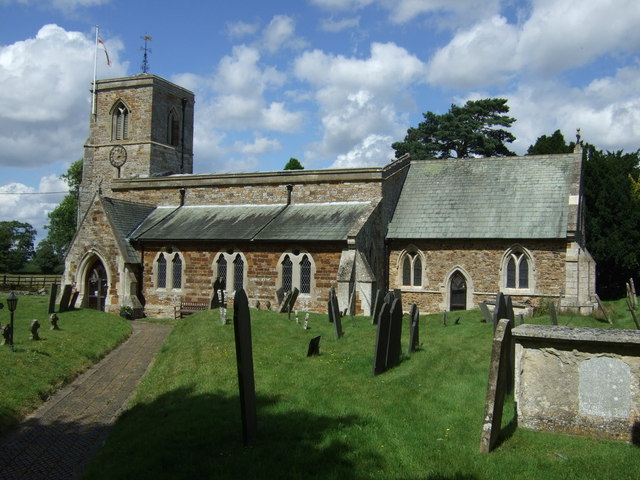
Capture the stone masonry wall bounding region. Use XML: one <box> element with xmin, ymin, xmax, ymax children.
<box><xmin>141</xmin><ymin>242</ymin><xmax>344</xmax><ymax>318</ymax></box>
<box><xmin>389</xmin><ymin>239</ymin><xmax>566</xmax><ymax>313</ymax></box>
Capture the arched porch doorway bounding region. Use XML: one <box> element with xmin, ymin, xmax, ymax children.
<box><xmin>449</xmin><ymin>271</ymin><xmax>467</xmax><ymax>311</ymax></box>
<box><xmin>86</xmin><ymin>259</ymin><xmax>108</xmax><ymax>311</ymax></box>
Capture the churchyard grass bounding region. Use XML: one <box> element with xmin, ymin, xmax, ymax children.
<box><xmin>0</xmin><ymin>293</ymin><xmax>131</xmax><ymax>437</ymax></box>
<box><xmin>84</xmin><ymin>305</ymin><xmax>637</xmax><ymax>480</ymax></box>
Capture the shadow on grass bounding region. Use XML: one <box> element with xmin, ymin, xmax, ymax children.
<box><xmin>83</xmin><ymin>385</ymin><xmax>383</xmax><ymax>480</ymax></box>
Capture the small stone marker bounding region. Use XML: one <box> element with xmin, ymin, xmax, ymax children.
<box><xmin>49</xmin><ymin>313</ymin><xmax>60</xmax><ymax>330</ymax></box>
<box><xmin>232</xmin><ymin>289</ymin><xmax>257</xmax><ymax>446</ymax></box>
<box><xmin>48</xmin><ymin>283</ymin><xmax>58</xmax><ymax>314</ymax></box>
<box><xmin>478</xmin><ymin>301</ymin><xmax>492</xmax><ymax>323</ymax></box>
<box><xmin>295</xmin><ymin>311</ymin><xmax>299</xmax><ymax>324</ymax></box>
<box><xmin>479</xmin><ymin>318</ymin><xmax>512</xmax><ymax>453</ymax></box>
<box><xmin>59</xmin><ymin>284</ymin><xmax>73</xmax><ymax>313</ymax></box>
<box><xmin>334</xmin><ymin>307</ymin><xmax>344</xmax><ymax>339</ymax></box>
<box><xmin>307</xmin><ymin>335</ymin><xmax>321</xmax><ymax>357</ymax></box>
<box><xmin>1</xmin><ymin>324</ymin><xmax>11</xmax><ymax>346</ymax></box>
<box><xmin>266</xmin><ymin>300</ymin><xmax>271</xmax><ymax>310</ymax></box>
<box><xmin>219</xmin><ymin>306</ymin><xmax>227</xmax><ymax>325</ymax></box>
<box><xmin>408</xmin><ymin>303</ymin><xmax>419</xmax><ymax>354</ymax></box>
<box><xmin>30</xmin><ymin>319</ymin><xmax>41</xmax><ymax>340</ymax></box>
<box><xmin>372</xmin><ymin>302</ymin><xmax>392</xmax><ymax>376</ymax></box>
<box><xmin>549</xmin><ymin>300</ymin><xmax>558</xmax><ymax>325</ymax></box>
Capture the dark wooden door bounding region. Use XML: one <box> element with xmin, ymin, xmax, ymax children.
<box><xmin>449</xmin><ymin>271</ymin><xmax>467</xmax><ymax>311</ymax></box>
<box><xmin>87</xmin><ymin>261</ymin><xmax>108</xmax><ymax>311</ymax></box>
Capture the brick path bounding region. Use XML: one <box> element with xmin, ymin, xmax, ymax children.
<box><xmin>0</xmin><ymin>321</ymin><xmax>171</xmax><ymax>480</ymax></box>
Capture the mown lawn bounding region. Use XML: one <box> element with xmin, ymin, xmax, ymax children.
<box><xmin>0</xmin><ymin>293</ymin><xmax>131</xmax><ymax>437</ymax></box>
<box><xmin>83</xmin><ymin>303</ymin><xmax>638</xmax><ymax>480</ymax></box>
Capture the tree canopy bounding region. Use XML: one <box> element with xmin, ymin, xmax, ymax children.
<box><xmin>0</xmin><ymin>221</ymin><xmax>36</xmax><ymax>273</ymax></box>
<box><xmin>284</xmin><ymin>157</ymin><xmax>304</xmax><ymax>170</ymax></box>
<box><xmin>392</xmin><ymin>98</ymin><xmax>516</xmax><ymax>159</ymax></box>
<box><xmin>526</xmin><ymin>129</ymin><xmax>575</xmax><ymax>155</ymax></box>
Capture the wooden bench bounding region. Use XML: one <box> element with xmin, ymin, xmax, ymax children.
<box><xmin>174</xmin><ymin>301</ymin><xmax>209</xmax><ymax>319</ymax></box>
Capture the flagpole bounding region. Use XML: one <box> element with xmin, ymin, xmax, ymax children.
<box><xmin>92</xmin><ymin>25</ymin><xmax>98</xmax><ymax>117</ymax></box>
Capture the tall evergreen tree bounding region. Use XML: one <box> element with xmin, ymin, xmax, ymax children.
<box><xmin>526</xmin><ymin>129</ymin><xmax>575</xmax><ymax>155</ymax></box>
<box><xmin>392</xmin><ymin>98</ymin><xmax>516</xmax><ymax>159</ymax></box>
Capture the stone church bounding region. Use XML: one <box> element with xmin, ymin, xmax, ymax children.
<box><xmin>62</xmin><ymin>73</ymin><xmax>596</xmax><ymax>318</ymax></box>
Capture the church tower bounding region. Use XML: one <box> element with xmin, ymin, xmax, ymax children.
<box><xmin>79</xmin><ymin>74</ymin><xmax>195</xmax><ymax>219</ymax></box>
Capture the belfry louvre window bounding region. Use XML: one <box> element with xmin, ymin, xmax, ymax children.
<box><xmin>168</xmin><ymin>110</ymin><xmax>180</xmax><ymax>146</ymax></box>
<box><xmin>112</xmin><ymin>102</ymin><xmax>129</xmax><ymax>140</ymax></box>
<box><xmin>401</xmin><ymin>251</ymin><xmax>422</xmax><ymax>287</ymax></box>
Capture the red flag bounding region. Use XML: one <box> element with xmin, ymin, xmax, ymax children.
<box><xmin>98</xmin><ymin>38</ymin><xmax>111</xmax><ymax>66</ymax></box>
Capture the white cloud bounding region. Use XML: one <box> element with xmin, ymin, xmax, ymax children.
<box><xmin>232</xmin><ymin>136</ymin><xmax>282</xmax><ymax>156</ymax></box>
<box><xmin>331</xmin><ymin>133</ymin><xmax>395</xmax><ymax>168</ymax></box>
<box><xmin>319</xmin><ymin>16</ymin><xmax>360</xmax><ymax>33</ymax></box>
<box><xmin>427</xmin><ymin>0</ymin><xmax>640</xmax><ymax>88</ymax></box>
<box><xmin>0</xmin><ymin>175</ymin><xmax>68</xmax><ymax>239</ymax></box>
<box><xmin>226</xmin><ymin>20</ymin><xmax>260</xmax><ymax>39</ymax></box>
<box><xmin>262</xmin><ymin>15</ymin><xmax>307</xmax><ymax>53</ymax></box>
<box><xmin>0</xmin><ymin>24</ymin><xmax>126</xmax><ymax>168</ymax></box>
<box><xmin>294</xmin><ymin>42</ymin><xmax>425</xmax><ymax>164</ymax></box>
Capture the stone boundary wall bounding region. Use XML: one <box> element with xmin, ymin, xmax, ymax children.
<box><xmin>513</xmin><ymin>324</ymin><xmax>640</xmax><ymax>443</ymax></box>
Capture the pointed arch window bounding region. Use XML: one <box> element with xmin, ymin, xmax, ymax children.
<box><xmin>503</xmin><ymin>248</ymin><xmax>533</xmax><ymax>291</ymax></box>
<box><xmin>300</xmin><ymin>255</ymin><xmax>311</xmax><ymax>294</ymax></box>
<box><xmin>278</xmin><ymin>250</ymin><xmax>316</xmax><ymax>296</ymax></box>
<box><xmin>233</xmin><ymin>254</ymin><xmax>244</xmax><ymax>291</ymax></box>
<box><xmin>400</xmin><ymin>249</ymin><xmax>423</xmax><ymax>288</ymax></box>
<box><xmin>216</xmin><ymin>254</ymin><xmax>228</xmax><ymax>290</ymax></box>
<box><xmin>214</xmin><ymin>250</ymin><xmax>247</xmax><ymax>294</ymax></box>
<box><xmin>281</xmin><ymin>255</ymin><xmax>293</xmax><ymax>292</ymax></box>
<box><xmin>154</xmin><ymin>250</ymin><xmax>184</xmax><ymax>290</ymax></box>
<box><xmin>112</xmin><ymin>101</ymin><xmax>129</xmax><ymax>140</ymax></box>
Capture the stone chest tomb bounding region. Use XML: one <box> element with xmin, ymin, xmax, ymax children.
<box><xmin>513</xmin><ymin>324</ymin><xmax>640</xmax><ymax>443</ymax></box>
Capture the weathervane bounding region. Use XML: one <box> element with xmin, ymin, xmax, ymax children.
<box><xmin>140</xmin><ymin>34</ymin><xmax>152</xmax><ymax>73</ymax></box>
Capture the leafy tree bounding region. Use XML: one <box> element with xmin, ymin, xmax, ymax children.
<box><xmin>582</xmin><ymin>146</ymin><xmax>640</xmax><ymax>298</ymax></box>
<box><xmin>0</xmin><ymin>221</ymin><xmax>36</xmax><ymax>272</ymax></box>
<box><xmin>526</xmin><ymin>129</ymin><xmax>575</xmax><ymax>155</ymax></box>
<box><xmin>31</xmin><ymin>159</ymin><xmax>83</xmax><ymax>273</ymax></box>
<box><xmin>392</xmin><ymin>98</ymin><xmax>516</xmax><ymax>159</ymax></box>
<box><xmin>284</xmin><ymin>157</ymin><xmax>304</xmax><ymax>170</ymax></box>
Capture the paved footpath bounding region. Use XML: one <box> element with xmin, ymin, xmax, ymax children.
<box><xmin>0</xmin><ymin>321</ymin><xmax>171</xmax><ymax>480</ymax></box>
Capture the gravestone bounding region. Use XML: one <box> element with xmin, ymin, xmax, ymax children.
<box><xmin>303</xmin><ymin>312</ymin><xmax>309</xmax><ymax>330</ymax></box>
<box><xmin>307</xmin><ymin>335</ymin><xmax>321</xmax><ymax>357</ymax></box>
<box><xmin>549</xmin><ymin>301</ymin><xmax>558</xmax><ymax>325</ymax></box>
<box><xmin>478</xmin><ymin>301</ymin><xmax>492</xmax><ymax>323</ymax></box>
<box><xmin>30</xmin><ymin>319</ymin><xmax>41</xmax><ymax>340</ymax></box>
<box><xmin>408</xmin><ymin>303</ymin><xmax>420</xmax><ymax>354</ymax></box>
<box><xmin>1</xmin><ymin>324</ymin><xmax>11</xmax><ymax>346</ymax></box>
<box><xmin>232</xmin><ymin>289</ymin><xmax>257</xmax><ymax>446</ymax></box>
<box><xmin>372</xmin><ymin>302</ymin><xmax>392</xmax><ymax>376</ymax></box>
<box><xmin>383</xmin><ymin>291</ymin><xmax>394</xmax><ymax>306</ymax></box>
<box><xmin>211</xmin><ymin>279</ymin><xmax>223</xmax><ymax>308</ymax></box>
<box><xmin>48</xmin><ymin>283</ymin><xmax>58</xmax><ymax>314</ymax></box>
<box><xmin>288</xmin><ymin>288</ymin><xmax>299</xmax><ymax>316</ymax></box>
<box><xmin>58</xmin><ymin>284</ymin><xmax>73</xmax><ymax>313</ymax></box>
<box><xmin>371</xmin><ymin>289</ymin><xmax>384</xmax><ymax>325</ymax></box>
<box><xmin>276</xmin><ymin>287</ymin><xmax>285</xmax><ymax>306</ymax></box>
<box><xmin>69</xmin><ymin>291</ymin><xmax>79</xmax><ymax>310</ymax></box>
<box><xmin>279</xmin><ymin>290</ymin><xmax>292</xmax><ymax>313</ymax></box>
<box><xmin>386</xmin><ymin>298</ymin><xmax>403</xmax><ymax>369</ymax></box>
<box><xmin>479</xmin><ymin>318</ymin><xmax>512</xmax><ymax>453</ymax></box>
<box><xmin>49</xmin><ymin>313</ymin><xmax>60</xmax><ymax>330</ymax></box>
<box><xmin>265</xmin><ymin>300</ymin><xmax>271</xmax><ymax>311</ymax></box>
<box><xmin>595</xmin><ymin>294</ymin><xmax>612</xmax><ymax>324</ymax></box>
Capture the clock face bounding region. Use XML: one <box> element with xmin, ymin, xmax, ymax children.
<box><xmin>109</xmin><ymin>145</ymin><xmax>127</xmax><ymax>168</ymax></box>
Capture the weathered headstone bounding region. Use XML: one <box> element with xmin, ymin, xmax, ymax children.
<box><xmin>219</xmin><ymin>306</ymin><xmax>227</xmax><ymax>325</ymax></box>
<box><xmin>371</xmin><ymin>289</ymin><xmax>384</xmax><ymax>325</ymax></box>
<box><xmin>505</xmin><ymin>296</ymin><xmax>515</xmax><ymax>324</ymax></box>
<box><xmin>307</xmin><ymin>335</ymin><xmax>321</xmax><ymax>357</ymax></box>
<box><xmin>69</xmin><ymin>291</ymin><xmax>79</xmax><ymax>310</ymax></box>
<box><xmin>276</xmin><ymin>287</ymin><xmax>285</xmax><ymax>306</ymax></box>
<box><xmin>279</xmin><ymin>290</ymin><xmax>293</xmax><ymax>314</ymax></box>
<box><xmin>408</xmin><ymin>303</ymin><xmax>420</xmax><ymax>354</ymax></box>
<box><xmin>232</xmin><ymin>289</ymin><xmax>257</xmax><ymax>446</ymax></box>
<box><xmin>287</xmin><ymin>288</ymin><xmax>299</xmax><ymax>317</ymax></box>
<box><xmin>48</xmin><ymin>283</ymin><xmax>58</xmax><ymax>314</ymax></box>
<box><xmin>549</xmin><ymin>300</ymin><xmax>558</xmax><ymax>325</ymax></box>
<box><xmin>58</xmin><ymin>284</ymin><xmax>73</xmax><ymax>313</ymax></box>
<box><xmin>49</xmin><ymin>313</ymin><xmax>60</xmax><ymax>330</ymax></box>
<box><xmin>1</xmin><ymin>324</ymin><xmax>11</xmax><ymax>346</ymax></box>
<box><xmin>30</xmin><ymin>319</ymin><xmax>41</xmax><ymax>340</ymax></box>
<box><xmin>492</xmin><ymin>292</ymin><xmax>509</xmax><ymax>330</ymax></box>
<box><xmin>479</xmin><ymin>318</ymin><xmax>512</xmax><ymax>453</ymax></box>
<box><xmin>478</xmin><ymin>301</ymin><xmax>492</xmax><ymax>323</ymax></box>
<box><xmin>211</xmin><ymin>279</ymin><xmax>223</xmax><ymax>308</ymax></box>
<box><xmin>386</xmin><ymin>298</ymin><xmax>403</xmax><ymax>369</ymax></box>
<box><xmin>372</xmin><ymin>302</ymin><xmax>391</xmax><ymax>376</ymax></box>
<box><xmin>595</xmin><ymin>293</ymin><xmax>612</xmax><ymax>324</ymax></box>
<box><xmin>334</xmin><ymin>305</ymin><xmax>344</xmax><ymax>339</ymax></box>
<box><xmin>265</xmin><ymin>300</ymin><xmax>271</xmax><ymax>311</ymax></box>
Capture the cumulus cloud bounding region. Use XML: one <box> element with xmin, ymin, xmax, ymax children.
<box><xmin>226</xmin><ymin>20</ymin><xmax>260</xmax><ymax>39</ymax></box>
<box><xmin>0</xmin><ymin>24</ymin><xmax>126</xmax><ymax>168</ymax></box>
<box><xmin>427</xmin><ymin>0</ymin><xmax>640</xmax><ymax>88</ymax></box>
<box><xmin>294</xmin><ymin>42</ymin><xmax>425</xmax><ymax>164</ymax></box>
<box><xmin>262</xmin><ymin>15</ymin><xmax>307</xmax><ymax>53</ymax></box>
<box><xmin>319</xmin><ymin>16</ymin><xmax>360</xmax><ymax>33</ymax></box>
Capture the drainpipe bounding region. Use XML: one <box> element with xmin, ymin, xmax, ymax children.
<box><xmin>286</xmin><ymin>184</ymin><xmax>293</xmax><ymax>205</ymax></box>
<box><xmin>179</xmin><ymin>188</ymin><xmax>186</xmax><ymax>206</ymax></box>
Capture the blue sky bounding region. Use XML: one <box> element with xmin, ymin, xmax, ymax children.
<box><xmin>1</xmin><ymin>0</ymin><xmax>639</xmax><ymax>241</ymax></box>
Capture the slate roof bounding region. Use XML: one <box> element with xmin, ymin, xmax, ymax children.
<box><xmin>387</xmin><ymin>156</ymin><xmax>574</xmax><ymax>239</ymax></box>
<box><xmin>130</xmin><ymin>202</ymin><xmax>374</xmax><ymax>242</ymax></box>
<box><xmin>101</xmin><ymin>197</ymin><xmax>156</xmax><ymax>263</ymax></box>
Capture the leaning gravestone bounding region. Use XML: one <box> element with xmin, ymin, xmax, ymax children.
<box><xmin>276</xmin><ymin>287</ymin><xmax>285</xmax><ymax>307</ymax></box>
<box><xmin>386</xmin><ymin>298</ymin><xmax>403</xmax><ymax>369</ymax></box>
<box><xmin>334</xmin><ymin>307</ymin><xmax>344</xmax><ymax>339</ymax></box>
<box><xmin>479</xmin><ymin>318</ymin><xmax>512</xmax><ymax>453</ymax></box>
<box><xmin>69</xmin><ymin>291</ymin><xmax>79</xmax><ymax>310</ymax></box>
<box><xmin>307</xmin><ymin>335</ymin><xmax>321</xmax><ymax>357</ymax></box>
<box><xmin>232</xmin><ymin>289</ymin><xmax>257</xmax><ymax>446</ymax></box>
<box><xmin>408</xmin><ymin>303</ymin><xmax>420</xmax><ymax>354</ymax></box>
<box><xmin>478</xmin><ymin>300</ymin><xmax>492</xmax><ymax>323</ymax></box>
<box><xmin>492</xmin><ymin>292</ymin><xmax>509</xmax><ymax>330</ymax></box>
<box><xmin>287</xmin><ymin>288</ymin><xmax>299</xmax><ymax>317</ymax></box>
<box><xmin>372</xmin><ymin>302</ymin><xmax>392</xmax><ymax>376</ymax></box>
<box><xmin>48</xmin><ymin>283</ymin><xmax>58</xmax><ymax>314</ymax></box>
<box><xmin>58</xmin><ymin>284</ymin><xmax>73</xmax><ymax>313</ymax></box>
<box><xmin>371</xmin><ymin>289</ymin><xmax>384</xmax><ymax>325</ymax></box>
